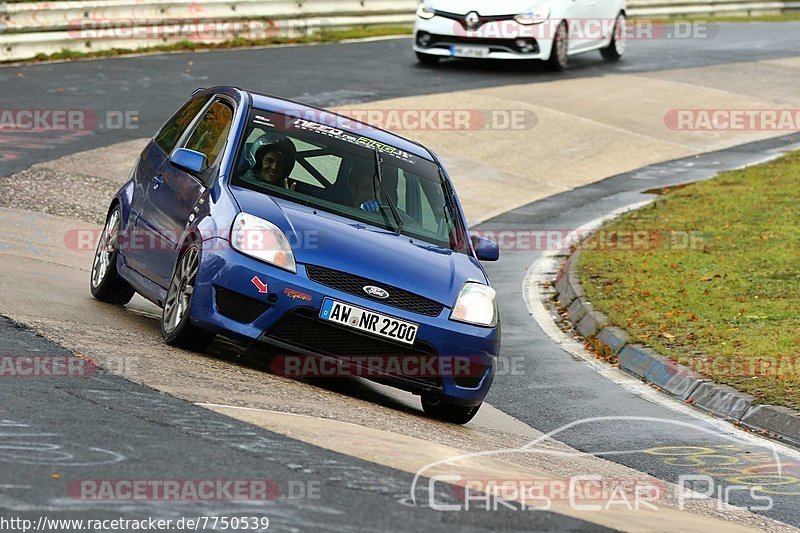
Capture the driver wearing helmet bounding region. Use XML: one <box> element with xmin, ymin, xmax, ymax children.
<box><xmin>243</xmin><ymin>139</ymin><xmax>297</xmax><ymax>190</ymax></box>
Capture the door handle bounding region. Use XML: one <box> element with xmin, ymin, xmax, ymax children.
<box><xmin>152</xmin><ymin>175</ymin><xmax>163</xmax><ymax>190</ymax></box>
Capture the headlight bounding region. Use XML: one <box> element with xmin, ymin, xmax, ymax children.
<box><xmin>515</xmin><ymin>6</ymin><xmax>550</xmax><ymax>24</ymax></box>
<box><xmin>450</xmin><ymin>283</ymin><xmax>497</xmax><ymax>327</ymax></box>
<box><xmin>417</xmin><ymin>1</ymin><xmax>435</xmax><ymax>19</ymax></box>
<box><xmin>231</xmin><ymin>213</ymin><xmax>296</xmax><ymax>273</ymax></box>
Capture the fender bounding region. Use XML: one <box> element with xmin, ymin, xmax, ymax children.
<box><xmin>114</xmin><ymin>177</ymin><xmax>135</xmax><ymax>230</ymax></box>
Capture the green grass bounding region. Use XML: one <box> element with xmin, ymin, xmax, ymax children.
<box><xmin>579</xmin><ymin>151</ymin><xmax>800</xmax><ymax>408</ymax></box>
<box><xmin>21</xmin><ymin>26</ymin><xmax>412</xmax><ymax>64</ymax></box>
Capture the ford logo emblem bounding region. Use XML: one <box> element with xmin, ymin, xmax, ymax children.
<box><xmin>363</xmin><ymin>286</ymin><xmax>389</xmax><ymax>299</ymax></box>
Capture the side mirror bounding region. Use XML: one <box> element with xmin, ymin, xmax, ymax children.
<box><xmin>170</xmin><ymin>148</ymin><xmax>208</xmax><ymax>175</ymax></box>
<box><xmin>471</xmin><ymin>235</ymin><xmax>499</xmax><ymax>262</ymax></box>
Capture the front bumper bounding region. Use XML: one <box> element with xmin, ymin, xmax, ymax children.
<box><xmin>413</xmin><ymin>16</ymin><xmax>556</xmax><ymax>60</ymax></box>
<box><xmin>191</xmin><ymin>238</ymin><xmax>499</xmax><ymax>406</ymax></box>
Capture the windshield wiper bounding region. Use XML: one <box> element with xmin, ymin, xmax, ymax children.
<box><xmin>372</xmin><ymin>148</ymin><xmax>404</xmax><ymax>236</ymax></box>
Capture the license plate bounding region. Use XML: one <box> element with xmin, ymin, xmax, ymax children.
<box><xmin>450</xmin><ymin>45</ymin><xmax>489</xmax><ymax>58</ymax></box>
<box><xmin>320</xmin><ymin>298</ymin><xmax>418</xmax><ymax>345</ymax></box>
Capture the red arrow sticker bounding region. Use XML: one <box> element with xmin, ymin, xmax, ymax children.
<box><xmin>251</xmin><ymin>276</ymin><xmax>268</xmax><ymax>294</ymax></box>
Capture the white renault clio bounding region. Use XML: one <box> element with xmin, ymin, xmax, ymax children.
<box><xmin>413</xmin><ymin>0</ymin><xmax>627</xmax><ymax>70</ymax></box>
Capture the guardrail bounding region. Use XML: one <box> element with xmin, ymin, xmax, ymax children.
<box><xmin>630</xmin><ymin>0</ymin><xmax>799</xmax><ymax>16</ymax></box>
<box><xmin>1</xmin><ymin>0</ymin><xmax>797</xmax><ymax>62</ymax></box>
<box><xmin>0</xmin><ymin>0</ymin><xmax>419</xmax><ymax>61</ymax></box>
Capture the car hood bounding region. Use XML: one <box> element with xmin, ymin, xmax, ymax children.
<box><xmin>430</xmin><ymin>0</ymin><xmax>538</xmax><ymax>16</ymax></box>
<box><xmin>229</xmin><ymin>186</ymin><xmax>488</xmax><ymax>307</ymax></box>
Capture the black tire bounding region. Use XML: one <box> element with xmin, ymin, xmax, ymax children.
<box><xmin>421</xmin><ymin>396</ymin><xmax>481</xmax><ymax>425</ymax></box>
<box><xmin>90</xmin><ymin>205</ymin><xmax>135</xmax><ymax>305</ymax></box>
<box><xmin>161</xmin><ymin>243</ymin><xmax>215</xmax><ymax>351</ymax></box>
<box><xmin>546</xmin><ymin>21</ymin><xmax>569</xmax><ymax>71</ymax></box>
<box><xmin>416</xmin><ymin>52</ymin><xmax>440</xmax><ymax>65</ymax></box>
<box><xmin>600</xmin><ymin>13</ymin><xmax>626</xmax><ymax>62</ymax></box>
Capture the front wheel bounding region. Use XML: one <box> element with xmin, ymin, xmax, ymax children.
<box><xmin>90</xmin><ymin>206</ymin><xmax>135</xmax><ymax>305</ymax></box>
<box><xmin>601</xmin><ymin>13</ymin><xmax>627</xmax><ymax>61</ymax></box>
<box><xmin>161</xmin><ymin>243</ymin><xmax>215</xmax><ymax>351</ymax></box>
<box><xmin>421</xmin><ymin>396</ymin><xmax>481</xmax><ymax>425</ymax></box>
<box><xmin>546</xmin><ymin>21</ymin><xmax>569</xmax><ymax>71</ymax></box>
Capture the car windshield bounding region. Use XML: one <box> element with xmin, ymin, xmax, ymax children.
<box><xmin>230</xmin><ymin>108</ymin><xmax>468</xmax><ymax>252</ymax></box>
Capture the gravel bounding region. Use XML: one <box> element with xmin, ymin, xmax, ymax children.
<box><xmin>0</xmin><ymin>138</ymin><xmax>147</xmax><ymax>224</ymax></box>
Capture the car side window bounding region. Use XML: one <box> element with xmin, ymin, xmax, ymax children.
<box><xmin>184</xmin><ymin>101</ymin><xmax>234</xmax><ymax>167</ymax></box>
<box><xmin>154</xmin><ymin>95</ymin><xmax>210</xmax><ymax>154</ymax></box>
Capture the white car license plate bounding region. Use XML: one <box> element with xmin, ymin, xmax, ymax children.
<box><xmin>450</xmin><ymin>45</ymin><xmax>489</xmax><ymax>58</ymax></box>
<box><xmin>320</xmin><ymin>298</ymin><xmax>418</xmax><ymax>345</ymax></box>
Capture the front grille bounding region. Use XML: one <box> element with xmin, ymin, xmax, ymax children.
<box><xmin>305</xmin><ymin>264</ymin><xmax>445</xmax><ymax>317</ymax></box>
<box><xmin>433</xmin><ymin>10</ymin><xmax>515</xmax><ymax>26</ymax></box>
<box><xmin>263</xmin><ymin>308</ymin><xmax>442</xmax><ymax>389</ymax></box>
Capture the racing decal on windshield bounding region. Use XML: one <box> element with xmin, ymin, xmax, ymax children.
<box><xmin>253</xmin><ymin>114</ymin><xmax>277</xmax><ymax>128</ymax></box>
<box><xmin>289</xmin><ymin>118</ymin><xmax>418</xmax><ymax>164</ymax></box>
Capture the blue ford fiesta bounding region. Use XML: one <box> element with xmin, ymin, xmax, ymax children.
<box><xmin>90</xmin><ymin>86</ymin><xmax>500</xmax><ymax>423</ymax></box>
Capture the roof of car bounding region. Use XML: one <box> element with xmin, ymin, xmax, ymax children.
<box><xmin>243</xmin><ymin>90</ymin><xmax>436</xmax><ymax>162</ymax></box>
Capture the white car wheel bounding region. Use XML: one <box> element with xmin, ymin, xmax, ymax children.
<box><xmin>601</xmin><ymin>13</ymin><xmax>627</xmax><ymax>61</ymax></box>
<box><xmin>547</xmin><ymin>21</ymin><xmax>569</xmax><ymax>71</ymax></box>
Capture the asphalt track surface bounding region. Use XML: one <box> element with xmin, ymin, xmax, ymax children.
<box><xmin>2</xmin><ymin>21</ymin><xmax>800</xmax><ymax>175</ymax></box>
<box><xmin>2</xmin><ymin>21</ymin><xmax>800</xmax><ymax>531</ymax></box>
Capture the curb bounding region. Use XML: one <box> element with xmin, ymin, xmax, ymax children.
<box><xmin>554</xmin><ymin>250</ymin><xmax>800</xmax><ymax>448</ymax></box>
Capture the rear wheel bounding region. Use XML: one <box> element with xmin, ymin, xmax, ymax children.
<box><xmin>546</xmin><ymin>21</ymin><xmax>569</xmax><ymax>71</ymax></box>
<box><xmin>416</xmin><ymin>52</ymin><xmax>440</xmax><ymax>65</ymax></box>
<box><xmin>601</xmin><ymin>13</ymin><xmax>627</xmax><ymax>61</ymax></box>
<box><xmin>161</xmin><ymin>243</ymin><xmax>215</xmax><ymax>351</ymax></box>
<box><xmin>90</xmin><ymin>206</ymin><xmax>135</xmax><ymax>305</ymax></box>
<box><xmin>421</xmin><ymin>396</ymin><xmax>481</xmax><ymax>425</ymax></box>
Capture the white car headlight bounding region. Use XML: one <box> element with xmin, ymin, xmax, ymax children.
<box><xmin>515</xmin><ymin>6</ymin><xmax>550</xmax><ymax>24</ymax></box>
<box><xmin>231</xmin><ymin>213</ymin><xmax>296</xmax><ymax>273</ymax></box>
<box><xmin>450</xmin><ymin>283</ymin><xmax>497</xmax><ymax>327</ymax></box>
<box><xmin>417</xmin><ymin>0</ymin><xmax>435</xmax><ymax>19</ymax></box>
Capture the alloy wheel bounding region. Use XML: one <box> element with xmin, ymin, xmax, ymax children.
<box><xmin>91</xmin><ymin>209</ymin><xmax>120</xmax><ymax>288</ymax></box>
<box><xmin>163</xmin><ymin>246</ymin><xmax>199</xmax><ymax>333</ymax></box>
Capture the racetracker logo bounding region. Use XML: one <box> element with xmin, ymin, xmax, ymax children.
<box><xmin>0</xmin><ymin>109</ymin><xmax>138</xmax><ymax>131</ymax></box>
<box><xmin>272</xmin><ymin>355</ymin><xmax>489</xmax><ymax>379</ymax></box>
<box><xmin>65</xmin><ymin>228</ymin><xmax>320</xmax><ymax>253</ymax></box>
<box><xmin>471</xmin><ymin>229</ymin><xmax>706</xmax><ymax>252</ymax></box>
<box><xmin>0</xmin><ymin>355</ymin><xmax>97</xmax><ymax>378</ymax></box>
<box><xmin>67</xmin><ymin>18</ymin><xmax>290</xmax><ymax>41</ymax></box>
<box><xmin>665</xmin><ymin>109</ymin><xmax>800</xmax><ymax>131</ymax></box>
<box><xmin>271</xmin><ymin>109</ymin><xmax>537</xmax><ymax>132</ymax></box>
<box><xmin>448</xmin><ymin>18</ymin><xmax>717</xmax><ymax>40</ymax></box>
<box><xmin>680</xmin><ymin>355</ymin><xmax>800</xmax><ymax>380</ymax></box>
<box><xmin>67</xmin><ymin>479</ymin><xmax>286</xmax><ymax>501</ymax></box>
